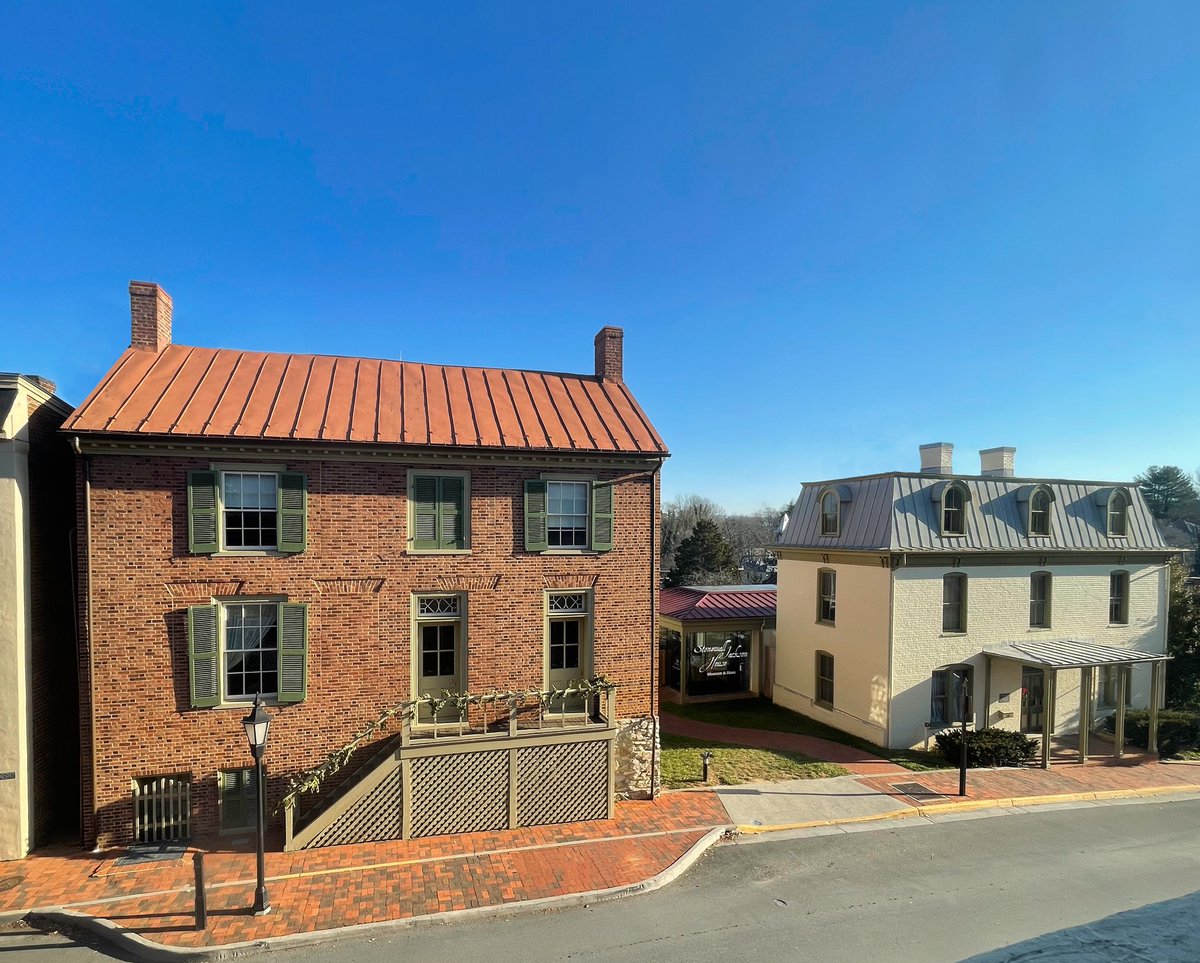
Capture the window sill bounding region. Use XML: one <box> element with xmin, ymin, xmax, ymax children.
<box><xmin>210</xmin><ymin>550</ymin><xmax>288</xmax><ymax>558</ymax></box>
<box><xmin>407</xmin><ymin>548</ymin><xmax>472</xmax><ymax>556</ymax></box>
<box><xmin>208</xmin><ymin>699</ymin><xmax>283</xmax><ymax>711</ymax></box>
<box><xmin>814</xmin><ymin>699</ymin><xmax>834</xmax><ymax>711</ymax></box>
<box><xmin>940</xmin><ymin>631</ymin><xmax>968</xmax><ymax>637</ymax></box>
<box><xmin>539</xmin><ymin>548</ymin><xmax>601</xmax><ymax>556</ymax></box>
<box><xmin>816</xmin><ymin>620</ymin><xmax>836</xmax><ymax>627</ymax></box>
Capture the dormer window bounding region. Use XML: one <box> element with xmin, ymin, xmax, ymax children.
<box><xmin>820</xmin><ymin>491</ymin><xmax>839</xmax><ymax>535</ymax></box>
<box><xmin>1029</xmin><ymin>487</ymin><xmax>1053</xmax><ymax>537</ymax></box>
<box><xmin>1108</xmin><ymin>490</ymin><xmax>1128</xmax><ymax>537</ymax></box>
<box><xmin>941</xmin><ymin>485</ymin><xmax>967</xmax><ymax>536</ymax></box>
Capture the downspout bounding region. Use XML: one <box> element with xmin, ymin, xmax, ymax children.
<box><xmin>649</xmin><ymin>458</ymin><xmax>662</xmax><ymax>799</ymax></box>
<box><xmin>886</xmin><ymin>552</ymin><xmax>906</xmax><ymax>751</ymax></box>
<box><xmin>73</xmin><ymin>436</ymin><xmax>96</xmax><ymax>849</ymax></box>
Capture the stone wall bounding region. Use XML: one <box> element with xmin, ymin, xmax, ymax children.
<box><xmin>614</xmin><ymin>715</ymin><xmax>659</xmax><ymax>799</ymax></box>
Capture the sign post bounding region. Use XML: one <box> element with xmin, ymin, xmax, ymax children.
<box><xmin>958</xmin><ymin>669</ymin><xmax>969</xmax><ymax>797</ymax></box>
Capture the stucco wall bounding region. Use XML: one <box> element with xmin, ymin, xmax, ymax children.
<box><xmin>773</xmin><ymin>555</ymin><xmax>892</xmax><ymax>745</ymax></box>
<box><xmin>890</xmin><ymin>562</ymin><xmax>1168</xmax><ymax>750</ymax></box>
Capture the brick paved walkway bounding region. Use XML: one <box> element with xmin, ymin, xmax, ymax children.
<box><xmin>0</xmin><ymin>793</ymin><xmax>731</xmax><ymax>949</ymax></box>
<box><xmin>858</xmin><ymin>758</ymin><xmax>1200</xmax><ymax>806</ymax></box>
<box><xmin>662</xmin><ymin>713</ymin><xmax>910</xmax><ymax>776</ymax></box>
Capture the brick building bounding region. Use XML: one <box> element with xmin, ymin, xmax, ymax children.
<box><xmin>65</xmin><ymin>282</ymin><xmax>667</xmax><ymax>849</ymax></box>
<box><xmin>774</xmin><ymin>443</ymin><xmax>1172</xmax><ymax>767</ymax></box>
<box><xmin>0</xmin><ymin>374</ymin><xmax>77</xmax><ymax>859</ymax></box>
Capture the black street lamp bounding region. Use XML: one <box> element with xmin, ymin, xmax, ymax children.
<box><xmin>242</xmin><ymin>695</ymin><xmax>272</xmax><ymax>915</ymax></box>
<box><xmin>957</xmin><ymin>668</ymin><xmax>969</xmax><ymax>797</ymax></box>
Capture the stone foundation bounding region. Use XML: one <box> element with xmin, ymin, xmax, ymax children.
<box><xmin>614</xmin><ymin>715</ymin><xmax>660</xmax><ymax>799</ymax></box>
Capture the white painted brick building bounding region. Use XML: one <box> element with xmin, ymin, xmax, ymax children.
<box><xmin>773</xmin><ymin>443</ymin><xmax>1172</xmax><ymax>760</ymax></box>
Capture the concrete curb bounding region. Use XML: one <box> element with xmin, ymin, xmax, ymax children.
<box><xmin>734</xmin><ymin>783</ymin><xmax>1200</xmax><ymax>835</ymax></box>
<box><xmin>5</xmin><ymin>825</ymin><xmax>732</xmax><ymax>961</ymax></box>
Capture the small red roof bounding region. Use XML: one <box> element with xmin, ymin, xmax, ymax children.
<box><xmin>63</xmin><ymin>345</ymin><xmax>667</xmax><ymax>455</ymax></box>
<box><xmin>660</xmin><ymin>586</ymin><xmax>776</xmax><ymax>621</ymax></box>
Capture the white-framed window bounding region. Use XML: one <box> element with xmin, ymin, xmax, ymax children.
<box><xmin>820</xmin><ymin>491</ymin><xmax>839</xmax><ymax>536</ymax></box>
<box><xmin>930</xmin><ymin>665</ymin><xmax>973</xmax><ymax>725</ymax></box>
<box><xmin>187</xmin><ymin>466</ymin><xmax>306</xmax><ymax>555</ymax></box>
<box><xmin>1109</xmin><ymin>571</ymin><xmax>1130</xmax><ymax>625</ymax></box>
<box><xmin>1029</xmin><ymin>489</ymin><xmax>1052</xmax><ymax>537</ymax></box>
<box><xmin>941</xmin><ymin>485</ymin><xmax>966</xmax><ymax>536</ymax></box>
<box><xmin>222</xmin><ymin>600</ymin><xmax>280</xmax><ymax>701</ymax></box>
<box><xmin>548</xmin><ymin>480</ymin><xmax>590</xmax><ymax>547</ymax></box>
<box><xmin>815</xmin><ymin>651</ymin><xmax>834</xmax><ymax>708</ymax></box>
<box><xmin>1098</xmin><ymin>665</ymin><xmax>1132</xmax><ymax>710</ymax></box>
<box><xmin>817</xmin><ymin>569</ymin><xmax>836</xmax><ymax>624</ymax></box>
<box><xmin>1029</xmin><ymin>572</ymin><xmax>1051</xmax><ymax>628</ymax></box>
<box><xmin>222</xmin><ymin>472</ymin><xmax>278</xmax><ymax>549</ymax></box>
<box><xmin>1107</xmin><ymin>491</ymin><xmax>1129</xmax><ymax>537</ymax></box>
<box><xmin>942</xmin><ymin>573</ymin><xmax>967</xmax><ymax>633</ymax></box>
<box><xmin>187</xmin><ymin>598</ymin><xmax>307</xmax><ymax>708</ymax></box>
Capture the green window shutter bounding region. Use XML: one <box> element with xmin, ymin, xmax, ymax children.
<box><xmin>591</xmin><ymin>481</ymin><xmax>614</xmax><ymax>552</ymax></box>
<box><xmin>412</xmin><ymin>475</ymin><xmax>439</xmax><ymax>551</ymax></box>
<box><xmin>277</xmin><ymin>602</ymin><xmax>308</xmax><ymax>704</ymax></box>
<box><xmin>277</xmin><ymin>472</ymin><xmax>308</xmax><ymax>554</ymax></box>
<box><xmin>187</xmin><ymin>471</ymin><xmax>220</xmax><ymax>554</ymax></box>
<box><xmin>188</xmin><ymin>604</ymin><xmax>220</xmax><ymax>708</ymax></box>
<box><xmin>524</xmin><ymin>480</ymin><xmax>548</xmax><ymax>552</ymax></box>
<box><xmin>439</xmin><ymin>476</ymin><xmax>465</xmax><ymax>549</ymax></box>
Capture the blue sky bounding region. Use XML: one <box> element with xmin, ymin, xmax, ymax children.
<box><xmin>3</xmin><ymin>2</ymin><xmax>1198</xmax><ymax>512</ymax></box>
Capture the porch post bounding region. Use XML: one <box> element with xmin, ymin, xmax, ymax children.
<box><xmin>1041</xmin><ymin>666</ymin><xmax>1054</xmax><ymax>770</ymax></box>
<box><xmin>1148</xmin><ymin>661</ymin><xmax>1163</xmax><ymax>756</ymax></box>
<box><xmin>1114</xmin><ymin>666</ymin><xmax>1127</xmax><ymax>760</ymax></box>
<box><xmin>1078</xmin><ymin>666</ymin><xmax>1092</xmax><ymax>763</ymax></box>
<box><xmin>983</xmin><ymin>657</ymin><xmax>992</xmax><ymax>727</ymax></box>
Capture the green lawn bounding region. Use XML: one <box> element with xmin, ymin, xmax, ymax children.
<box><xmin>661</xmin><ymin>698</ymin><xmax>945</xmax><ymax>772</ymax></box>
<box><xmin>660</xmin><ymin>733</ymin><xmax>848</xmax><ymax>789</ymax></box>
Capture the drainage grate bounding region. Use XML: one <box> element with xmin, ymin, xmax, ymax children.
<box><xmin>114</xmin><ymin>842</ymin><xmax>187</xmax><ymax>867</ymax></box>
<box><xmin>892</xmin><ymin>781</ymin><xmax>946</xmax><ymax>799</ymax></box>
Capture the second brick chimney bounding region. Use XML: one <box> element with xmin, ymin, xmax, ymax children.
<box><xmin>594</xmin><ymin>326</ymin><xmax>623</xmax><ymax>382</ymax></box>
<box><xmin>129</xmin><ymin>281</ymin><xmax>172</xmax><ymax>352</ymax></box>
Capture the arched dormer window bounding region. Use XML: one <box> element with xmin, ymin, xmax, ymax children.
<box><xmin>1093</xmin><ymin>487</ymin><xmax>1131</xmax><ymax>538</ymax></box>
<box><xmin>1108</xmin><ymin>490</ymin><xmax>1128</xmax><ymax>537</ymax></box>
<box><xmin>1016</xmin><ymin>484</ymin><xmax>1056</xmax><ymax>538</ymax></box>
<box><xmin>931</xmin><ymin>481</ymin><xmax>971</xmax><ymax>536</ymax></box>
<box><xmin>816</xmin><ymin>485</ymin><xmax>852</xmax><ymax>537</ymax></box>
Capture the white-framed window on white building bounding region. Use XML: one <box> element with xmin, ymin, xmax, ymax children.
<box><xmin>1107</xmin><ymin>490</ymin><xmax>1129</xmax><ymax>537</ymax></box>
<box><xmin>817</xmin><ymin>569</ymin><xmax>836</xmax><ymax>624</ymax></box>
<box><xmin>815</xmin><ymin>651</ymin><xmax>835</xmax><ymax>708</ymax></box>
<box><xmin>1098</xmin><ymin>665</ymin><xmax>1132</xmax><ymax>710</ymax></box>
<box><xmin>1029</xmin><ymin>572</ymin><xmax>1051</xmax><ymax>629</ymax></box>
<box><xmin>1109</xmin><ymin>571</ymin><xmax>1130</xmax><ymax>625</ymax></box>
<box><xmin>942</xmin><ymin>573</ymin><xmax>967</xmax><ymax>633</ymax></box>
<box><xmin>930</xmin><ymin>665</ymin><xmax>973</xmax><ymax>725</ymax></box>
<box><xmin>941</xmin><ymin>485</ymin><xmax>966</xmax><ymax>536</ymax></box>
<box><xmin>820</xmin><ymin>491</ymin><xmax>839</xmax><ymax>536</ymax></box>
<box><xmin>1029</xmin><ymin>489</ymin><xmax>1052</xmax><ymax>537</ymax></box>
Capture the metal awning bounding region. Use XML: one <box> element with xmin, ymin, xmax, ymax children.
<box><xmin>982</xmin><ymin>639</ymin><xmax>1169</xmax><ymax>669</ymax></box>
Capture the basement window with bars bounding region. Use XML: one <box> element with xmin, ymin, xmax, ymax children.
<box><xmin>132</xmin><ymin>774</ymin><xmax>192</xmax><ymax>843</ymax></box>
<box><xmin>187</xmin><ymin>600</ymin><xmax>308</xmax><ymax>708</ymax></box>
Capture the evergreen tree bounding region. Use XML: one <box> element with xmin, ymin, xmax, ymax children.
<box><xmin>666</xmin><ymin>517</ymin><xmax>738</xmax><ymax>587</ymax></box>
<box><xmin>1136</xmin><ymin>466</ymin><xmax>1200</xmax><ymax>521</ymax></box>
<box><xmin>1165</xmin><ymin>559</ymin><xmax>1200</xmax><ymax>708</ymax></box>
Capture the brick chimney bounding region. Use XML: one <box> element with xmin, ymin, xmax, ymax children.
<box><xmin>980</xmin><ymin>446</ymin><xmax>1016</xmax><ymax>477</ymax></box>
<box><xmin>129</xmin><ymin>281</ymin><xmax>172</xmax><ymax>351</ymax></box>
<box><xmin>594</xmin><ymin>326</ymin><xmax>623</xmax><ymax>382</ymax></box>
<box><xmin>27</xmin><ymin>376</ymin><xmax>57</xmax><ymax>395</ymax></box>
<box><xmin>919</xmin><ymin>442</ymin><xmax>954</xmax><ymax>475</ymax></box>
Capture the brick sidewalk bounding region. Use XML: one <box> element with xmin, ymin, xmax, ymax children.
<box><xmin>0</xmin><ymin>792</ymin><xmax>731</xmax><ymax>950</ymax></box>
<box><xmin>661</xmin><ymin>713</ymin><xmax>910</xmax><ymax>776</ymax></box>
<box><xmin>858</xmin><ymin>758</ymin><xmax>1200</xmax><ymax>806</ymax></box>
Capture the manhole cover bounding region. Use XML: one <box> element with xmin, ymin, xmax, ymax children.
<box><xmin>892</xmin><ymin>782</ymin><xmax>946</xmax><ymax>799</ymax></box>
<box><xmin>0</xmin><ymin>875</ymin><xmax>22</xmax><ymax>892</ymax></box>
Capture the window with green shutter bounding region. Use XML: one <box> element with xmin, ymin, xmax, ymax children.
<box><xmin>190</xmin><ymin>468</ymin><xmax>308</xmax><ymax>555</ymax></box>
<box><xmin>186</xmin><ymin>599</ymin><xmax>308</xmax><ymax>708</ymax></box>
<box><xmin>525</xmin><ymin>478</ymin><xmax>614</xmax><ymax>552</ymax></box>
<box><xmin>219</xmin><ymin>768</ymin><xmax>257</xmax><ymax>832</ymax></box>
<box><xmin>409</xmin><ymin>472</ymin><xmax>468</xmax><ymax>551</ymax></box>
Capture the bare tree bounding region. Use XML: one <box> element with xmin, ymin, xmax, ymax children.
<box><xmin>661</xmin><ymin>494</ymin><xmax>724</xmax><ymax>575</ymax></box>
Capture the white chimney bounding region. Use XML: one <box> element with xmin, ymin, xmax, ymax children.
<box><xmin>980</xmin><ymin>447</ymin><xmax>1016</xmax><ymax>477</ymax></box>
<box><xmin>919</xmin><ymin>442</ymin><xmax>954</xmax><ymax>475</ymax></box>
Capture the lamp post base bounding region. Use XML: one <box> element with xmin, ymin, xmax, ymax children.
<box><xmin>253</xmin><ymin>887</ymin><xmax>271</xmax><ymax>916</ymax></box>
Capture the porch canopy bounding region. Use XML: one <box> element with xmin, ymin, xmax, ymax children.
<box><xmin>982</xmin><ymin>639</ymin><xmax>1169</xmax><ymax>769</ymax></box>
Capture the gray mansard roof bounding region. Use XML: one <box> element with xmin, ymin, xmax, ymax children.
<box><xmin>777</xmin><ymin>473</ymin><xmax>1167</xmax><ymax>553</ymax></box>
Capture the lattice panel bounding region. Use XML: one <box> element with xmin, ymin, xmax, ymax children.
<box><xmin>517</xmin><ymin>740</ymin><xmax>608</xmax><ymax>827</ymax></box>
<box><xmin>302</xmin><ymin>768</ymin><xmax>403</xmax><ymax>850</ymax></box>
<box><xmin>409</xmin><ymin>751</ymin><xmax>509</xmax><ymax>838</ymax></box>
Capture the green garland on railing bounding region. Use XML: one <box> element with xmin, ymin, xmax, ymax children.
<box><xmin>280</xmin><ymin>676</ymin><xmax>617</xmax><ymax>812</ymax></box>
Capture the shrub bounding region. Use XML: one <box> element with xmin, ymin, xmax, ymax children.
<box><xmin>1104</xmin><ymin>709</ymin><xmax>1200</xmax><ymax>757</ymax></box>
<box><xmin>935</xmin><ymin>727</ymin><xmax>1038</xmax><ymax>767</ymax></box>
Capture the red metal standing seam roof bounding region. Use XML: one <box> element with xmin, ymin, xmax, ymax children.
<box><xmin>62</xmin><ymin>345</ymin><xmax>669</xmax><ymax>455</ymax></box>
<box><xmin>660</xmin><ymin>587</ymin><xmax>777</xmax><ymax>621</ymax></box>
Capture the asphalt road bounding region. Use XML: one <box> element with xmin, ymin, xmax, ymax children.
<box><xmin>7</xmin><ymin>797</ymin><xmax>1200</xmax><ymax>962</ymax></box>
